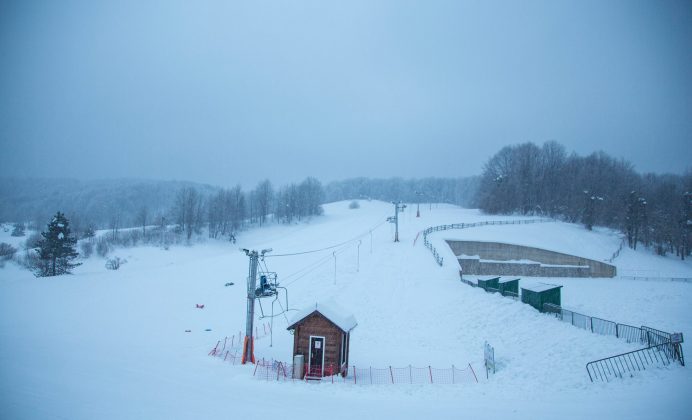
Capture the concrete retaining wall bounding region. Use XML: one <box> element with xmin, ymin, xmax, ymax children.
<box><xmin>447</xmin><ymin>240</ymin><xmax>616</xmax><ymax>278</ymax></box>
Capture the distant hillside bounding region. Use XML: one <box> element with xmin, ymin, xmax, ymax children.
<box><xmin>324</xmin><ymin>176</ymin><xmax>479</xmax><ymax>208</ymax></box>
<box><xmin>0</xmin><ymin>175</ymin><xmax>481</xmax><ymax>233</ymax></box>
<box><xmin>0</xmin><ymin>178</ymin><xmax>220</xmax><ymax>228</ymax></box>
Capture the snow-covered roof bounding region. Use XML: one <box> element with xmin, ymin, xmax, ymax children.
<box><xmin>287</xmin><ymin>301</ymin><xmax>357</xmax><ymax>332</ymax></box>
<box><xmin>498</xmin><ymin>277</ymin><xmax>520</xmax><ymax>283</ymax></box>
<box><xmin>521</xmin><ymin>282</ymin><xmax>562</xmax><ymax>293</ymax></box>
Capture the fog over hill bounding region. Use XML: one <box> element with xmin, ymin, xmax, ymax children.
<box><xmin>0</xmin><ymin>176</ymin><xmax>480</xmax><ymax>231</ymax></box>
<box><xmin>0</xmin><ymin>178</ymin><xmax>220</xmax><ymax>229</ymax></box>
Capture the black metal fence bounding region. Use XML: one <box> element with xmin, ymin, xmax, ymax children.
<box><xmin>640</xmin><ymin>326</ymin><xmax>685</xmax><ymax>364</ymax></box>
<box><xmin>422</xmin><ymin>218</ymin><xmax>553</xmax><ymax>266</ymax></box>
<box><xmin>542</xmin><ymin>303</ymin><xmax>685</xmax><ymax>381</ymax></box>
<box><xmin>586</xmin><ymin>342</ymin><xmax>673</xmax><ymax>382</ymax></box>
<box><xmin>543</xmin><ymin>303</ymin><xmax>643</xmax><ymax>344</ymax></box>
<box><xmin>619</xmin><ymin>276</ymin><xmax>692</xmax><ymax>283</ymax></box>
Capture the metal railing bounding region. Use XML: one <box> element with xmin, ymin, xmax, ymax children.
<box><xmin>641</xmin><ymin>326</ymin><xmax>685</xmax><ymax>365</ymax></box>
<box><xmin>619</xmin><ymin>276</ymin><xmax>692</xmax><ymax>283</ymax></box>
<box><xmin>422</xmin><ymin>218</ymin><xmax>553</xmax><ymax>266</ymax></box>
<box><xmin>586</xmin><ymin>343</ymin><xmax>673</xmax><ymax>382</ymax></box>
<box><xmin>543</xmin><ymin>303</ymin><xmax>643</xmax><ymax>344</ymax></box>
<box><xmin>542</xmin><ymin>303</ymin><xmax>685</xmax><ymax>381</ymax></box>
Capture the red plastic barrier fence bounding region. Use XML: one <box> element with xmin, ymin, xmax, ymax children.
<box><xmin>208</xmin><ymin>340</ymin><xmax>220</xmax><ymax>356</ymax></box>
<box><xmin>208</xmin><ymin>327</ymin><xmax>478</xmax><ymax>386</ymax></box>
<box><xmin>207</xmin><ymin>323</ymin><xmax>272</xmax><ymax>357</ymax></box>
<box><xmin>252</xmin><ymin>361</ymin><xmax>478</xmax><ymax>385</ymax></box>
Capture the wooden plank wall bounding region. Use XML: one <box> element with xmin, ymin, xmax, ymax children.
<box><xmin>293</xmin><ymin>312</ymin><xmax>344</xmax><ymax>368</ymax></box>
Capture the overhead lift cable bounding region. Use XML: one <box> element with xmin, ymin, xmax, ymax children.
<box><xmin>263</xmin><ymin>220</ymin><xmax>386</xmax><ymax>258</ymax></box>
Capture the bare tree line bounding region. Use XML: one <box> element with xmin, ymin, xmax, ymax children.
<box><xmin>2</xmin><ymin>176</ymin><xmax>479</xmax><ymax>242</ymax></box>
<box><xmin>4</xmin><ymin>149</ymin><xmax>688</xmax><ymax>262</ymax></box>
<box><xmin>2</xmin><ymin>176</ymin><xmax>328</xmax><ymax>265</ymax></box>
<box><xmin>169</xmin><ymin>177</ymin><xmax>325</xmax><ymax>242</ymax></box>
<box><xmin>477</xmin><ymin>141</ymin><xmax>691</xmax><ymax>259</ymax></box>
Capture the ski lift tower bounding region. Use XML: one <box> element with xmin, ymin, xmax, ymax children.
<box><xmin>415</xmin><ymin>191</ymin><xmax>424</xmax><ymax>217</ymax></box>
<box><xmin>241</xmin><ymin>248</ymin><xmax>272</xmax><ymax>364</ymax></box>
<box><xmin>387</xmin><ymin>201</ymin><xmax>407</xmax><ymax>242</ymax></box>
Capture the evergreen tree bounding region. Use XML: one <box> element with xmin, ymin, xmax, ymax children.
<box><xmin>35</xmin><ymin>212</ymin><xmax>81</xmax><ymax>277</ymax></box>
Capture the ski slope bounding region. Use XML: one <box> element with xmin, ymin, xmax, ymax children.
<box><xmin>1</xmin><ymin>201</ymin><xmax>691</xmax><ymax>419</ymax></box>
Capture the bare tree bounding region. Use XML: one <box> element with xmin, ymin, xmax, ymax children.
<box><xmin>173</xmin><ymin>187</ymin><xmax>203</xmax><ymax>240</ymax></box>
<box><xmin>229</xmin><ymin>185</ymin><xmax>246</xmax><ymax>235</ymax></box>
<box><xmin>109</xmin><ymin>209</ymin><xmax>122</xmax><ymax>240</ymax></box>
<box><xmin>136</xmin><ymin>206</ymin><xmax>148</xmax><ymax>236</ymax></box>
<box><xmin>253</xmin><ymin>180</ymin><xmax>274</xmax><ymax>226</ymax></box>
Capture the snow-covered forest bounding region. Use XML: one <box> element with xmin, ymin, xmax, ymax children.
<box><xmin>477</xmin><ymin>142</ymin><xmax>691</xmax><ymax>259</ymax></box>
<box><xmin>1</xmin><ymin>142</ymin><xmax>689</xmax><ymax>263</ymax></box>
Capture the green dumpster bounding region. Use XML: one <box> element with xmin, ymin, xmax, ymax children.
<box><xmin>498</xmin><ymin>278</ymin><xmax>520</xmax><ymax>298</ymax></box>
<box><xmin>521</xmin><ymin>283</ymin><xmax>562</xmax><ymax>312</ymax></box>
<box><xmin>477</xmin><ymin>277</ymin><xmax>500</xmax><ymax>292</ymax></box>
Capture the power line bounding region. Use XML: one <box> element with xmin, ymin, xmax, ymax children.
<box><xmin>255</xmin><ymin>218</ymin><xmax>386</xmax><ymax>291</ymax></box>
<box><xmin>281</xmin><ymin>252</ymin><xmax>335</xmax><ymax>282</ymax></box>
<box><xmin>264</xmin><ymin>220</ymin><xmax>386</xmax><ymax>258</ymax></box>
<box><xmin>282</xmin><ymin>243</ymin><xmax>353</xmax><ymax>287</ymax></box>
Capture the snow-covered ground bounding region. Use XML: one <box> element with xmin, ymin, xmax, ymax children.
<box><xmin>1</xmin><ymin>201</ymin><xmax>691</xmax><ymax>419</ymax></box>
<box><xmin>0</xmin><ymin>223</ymin><xmax>29</xmax><ymax>248</ymax></box>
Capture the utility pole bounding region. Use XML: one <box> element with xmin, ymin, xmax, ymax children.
<box><xmin>387</xmin><ymin>201</ymin><xmax>407</xmax><ymax>242</ymax></box>
<box><xmin>356</xmin><ymin>240</ymin><xmax>362</xmax><ymax>272</ymax></box>
<box><xmin>241</xmin><ymin>248</ymin><xmax>271</xmax><ymax>364</ymax></box>
<box><xmin>415</xmin><ymin>191</ymin><xmax>424</xmax><ymax>217</ymax></box>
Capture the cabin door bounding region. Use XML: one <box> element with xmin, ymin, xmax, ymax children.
<box><xmin>308</xmin><ymin>336</ymin><xmax>325</xmax><ymax>376</ymax></box>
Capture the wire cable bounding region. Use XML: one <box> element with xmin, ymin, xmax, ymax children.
<box><xmin>281</xmin><ymin>243</ymin><xmax>351</xmax><ymax>285</ymax></box>
<box><xmin>281</xmin><ymin>243</ymin><xmax>355</xmax><ymax>287</ymax></box>
<box><xmin>251</xmin><ymin>217</ymin><xmax>387</xmax><ymax>292</ymax></box>
<box><xmin>264</xmin><ymin>219</ymin><xmax>387</xmax><ymax>258</ymax></box>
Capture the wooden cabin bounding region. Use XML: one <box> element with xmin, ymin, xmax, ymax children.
<box><xmin>286</xmin><ymin>302</ymin><xmax>357</xmax><ymax>378</ymax></box>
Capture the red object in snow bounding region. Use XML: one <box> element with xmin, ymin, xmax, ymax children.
<box><xmin>195</xmin><ymin>304</ymin><xmax>205</xmax><ymax>309</ymax></box>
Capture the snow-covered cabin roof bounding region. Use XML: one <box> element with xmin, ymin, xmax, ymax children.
<box><xmin>521</xmin><ymin>282</ymin><xmax>562</xmax><ymax>293</ymax></box>
<box><xmin>286</xmin><ymin>301</ymin><xmax>357</xmax><ymax>333</ymax></box>
<box><xmin>498</xmin><ymin>277</ymin><xmax>520</xmax><ymax>284</ymax></box>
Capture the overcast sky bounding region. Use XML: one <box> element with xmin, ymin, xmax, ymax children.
<box><xmin>1</xmin><ymin>0</ymin><xmax>690</xmax><ymax>188</ymax></box>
